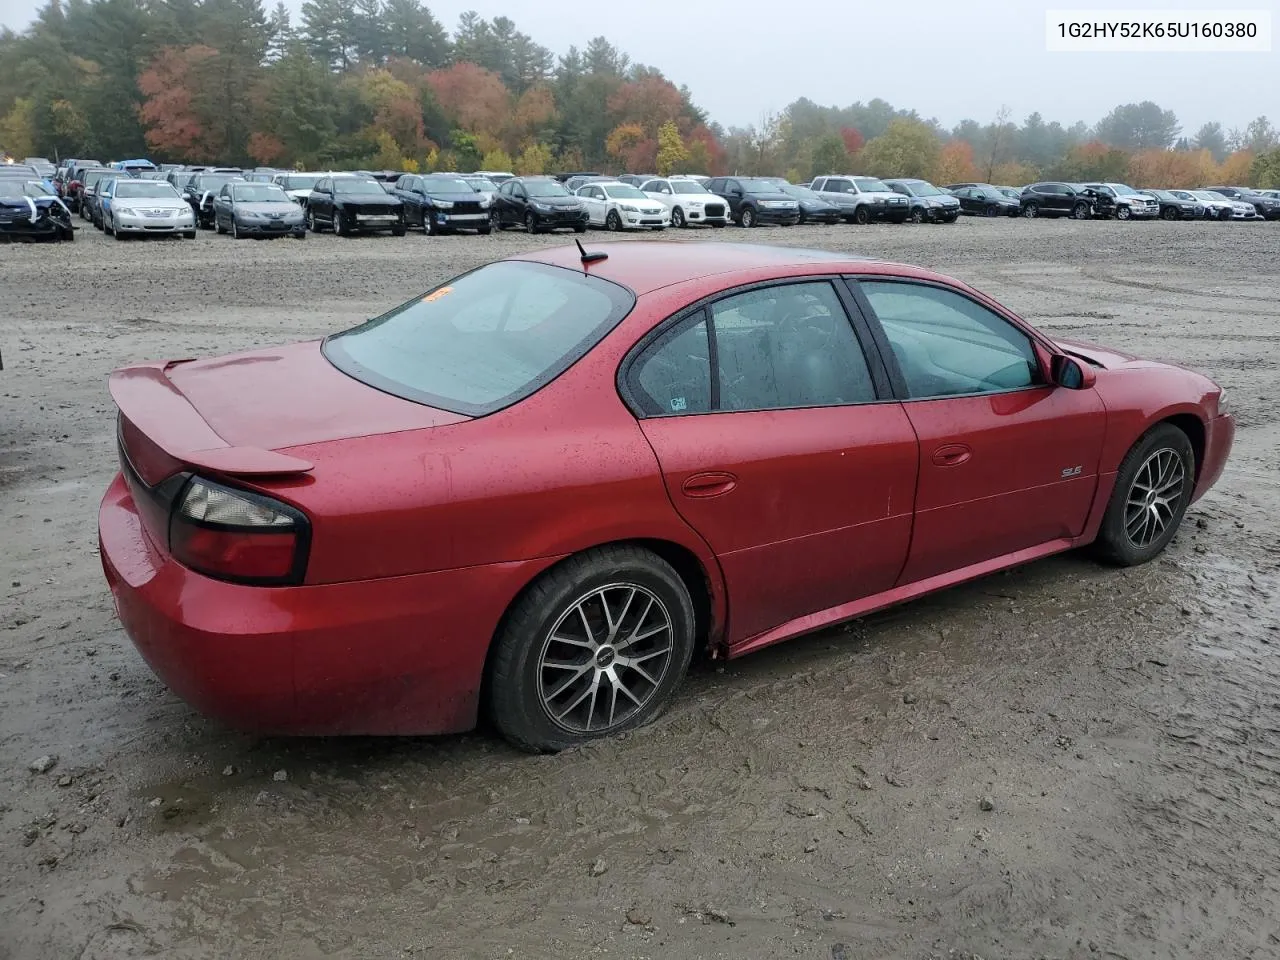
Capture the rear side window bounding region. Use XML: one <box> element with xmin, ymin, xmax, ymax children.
<box><xmin>324</xmin><ymin>261</ymin><xmax>635</xmax><ymax>416</ymax></box>
<box><xmin>630</xmin><ymin>315</ymin><xmax>712</xmax><ymax>415</ymax></box>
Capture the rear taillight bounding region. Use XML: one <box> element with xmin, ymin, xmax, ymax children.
<box><xmin>168</xmin><ymin>477</ymin><xmax>309</xmax><ymax>585</ymax></box>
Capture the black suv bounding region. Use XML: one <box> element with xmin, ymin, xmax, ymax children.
<box><xmin>1018</xmin><ymin>182</ymin><xmax>1096</xmax><ymax>219</ymax></box>
<box><xmin>394</xmin><ymin>174</ymin><xmax>492</xmax><ymax>235</ymax></box>
<box><xmin>1203</xmin><ymin>185</ymin><xmax>1280</xmax><ymax>220</ymax></box>
<box><xmin>703</xmin><ymin>177</ymin><xmax>801</xmax><ymax>227</ymax></box>
<box><xmin>305</xmin><ymin>176</ymin><xmax>406</xmax><ymax>236</ymax></box>
<box><xmin>490</xmin><ymin>177</ymin><xmax>588</xmax><ymax>233</ymax></box>
<box><xmin>945</xmin><ymin>183</ymin><xmax>1021</xmax><ymax>217</ymax></box>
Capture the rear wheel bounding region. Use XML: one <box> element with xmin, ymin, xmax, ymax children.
<box><xmin>486</xmin><ymin>545</ymin><xmax>697</xmax><ymax>753</ymax></box>
<box><xmin>606</xmin><ymin>210</ymin><xmax>623</xmax><ymax>231</ymax></box>
<box><xmin>1072</xmin><ymin>201</ymin><xmax>1091</xmax><ymax>220</ymax></box>
<box><xmin>1093</xmin><ymin>423</ymin><xmax>1195</xmax><ymax>567</ymax></box>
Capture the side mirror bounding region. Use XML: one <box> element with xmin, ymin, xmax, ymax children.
<box><xmin>1051</xmin><ymin>354</ymin><xmax>1096</xmax><ymax>390</ymax></box>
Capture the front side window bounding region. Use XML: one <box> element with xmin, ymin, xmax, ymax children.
<box><xmin>711</xmin><ymin>282</ymin><xmax>876</xmax><ymax>411</ymax></box>
<box><xmin>324</xmin><ymin>261</ymin><xmax>635</xmax><ymax>416</ymax></box>
<box><xmin>859</xmin><ymin>281</ymin><xmax>1040</xmax><ymax>399</ymax></box>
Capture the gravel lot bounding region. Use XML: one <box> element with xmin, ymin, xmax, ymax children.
<box><xmin>2</xmin><ymin>217</ymin><xmax>1279</xmax><ymax>960</ymax></box>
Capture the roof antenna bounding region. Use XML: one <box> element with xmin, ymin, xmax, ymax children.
<box><xmin>575</xmin><ymin>237</ymin><xmax>608</xmax><ymax>267</ymax></box>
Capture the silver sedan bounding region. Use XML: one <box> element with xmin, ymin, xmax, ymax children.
<box><xmin>212</xmin><ymin>182</ymin><xmax>306</xmax><ymax>239</ymax></box>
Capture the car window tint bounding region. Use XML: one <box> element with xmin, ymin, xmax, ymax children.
<box><xmin>711</xmin><ymin>282</ymin><xmax>876</xmax><ymax>411</ymax></box>
<box><xmin>860</xmin><ymin>281</ymin><xmax>1040</xmax><ymax>399</ymax></box>
<box><xmin>630</xmin><ymin>315</ymin><xmax>712</xmax><ymax>416</ymax></box>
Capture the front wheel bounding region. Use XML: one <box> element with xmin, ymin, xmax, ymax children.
<box><xmin>852</xmin><ymin>206</ymin><xmax>870</xmax><ymax>225</ymax></box>
<box><xmin>306</xmin><ymin>208</ymin><xmax>319</xmax><ymax>232</ymax></box>
<box><xmin>525</xmin><ymin>211</ymin><xmax>538</xmax><ymax>233</ymax></box>
<box><xmin>984</xmin><ymin>204</ymin><xmax>998</xmax><ymax>217</ymax></box>
<box><xmin>392</xmin><ymin>225</ymin><xmax>406</xmax><ymax>237</ymax></box>
<box><xmin>1116</xmin><ymin>205</ymin><xmax>1132</xmax><ymax>221</ymax></box>
<box><xmin>490</xmin><ymin>209</ymin><xmax>503</xmax><ymax>231</ymax></box>
<box><xmin>671</xmin><ymin>206</ymin><xmax>686</xmax><ymax>228</ymax></box>
<box><xmin>486</xmin><ymin>545</ymin><xmax>697</xmax><ymax>753</ymax></box>
<box><xmin>573</xmin><ymin>225</ymin><xmax>587</xmax><ymax>234</ymax></box>
<box><xmin>1092</xmin><ymin>423</ymin><xmax>1195</xmax><ymax>567</ymax></box>
<box><xmin>1161</xmin><ymin>207</ymin><xmax>1178</xmax><ymax>221</ymax></box>
<box><xmin>740</xmin><ymin>207</ymin><xmax>757</xmax><ymax>228</ymax></box>
<box><xmin>478</xmin><ymin>225</ymin><xmax>492</xmax><ymax>235</ymax></box>
<box><xmin>231</xmin><ymin>219</ymin><xmax>241</xmax><ymax>239</ymax></box>
<box><xmin>1218</xmin><ymin>208</ymin><xmax>1232</xmax><ymax>221</ymax></box>
<box><xmin>909</xmin><ymin>207</ymin><xmax>924</xmax><ymax>224</ymax></box>
<box><xmin>606</xmin><ymin>210</ymin><xmax>623</xmax><ymax>231</ymax></box>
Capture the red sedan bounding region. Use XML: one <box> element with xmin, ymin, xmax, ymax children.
<box><xmin>99</xmin><ymin>242</ymin><xmax>1233</xmax><ymax>750</ymax></box>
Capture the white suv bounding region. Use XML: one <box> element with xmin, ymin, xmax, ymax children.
<box><xmin>640</xmin><ymin>177</ymin><xmax>730</xmax><ymax>227</ymax></box>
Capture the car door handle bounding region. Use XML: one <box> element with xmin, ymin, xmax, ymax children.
<box><xmin>681</xmin><ymin>472</ymin><xmax>738</xmax><ymax>498</ymax></box>
<box><xmin>932</xmin><ymin>443</ymin><xmax>972</xmax><ymax>466</ymax></box>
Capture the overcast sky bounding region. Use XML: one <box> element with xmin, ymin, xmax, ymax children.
<box><xmin>2</xmin><ymin>0</ymin><xmax>1276</xmax><ymax>134</ymax></box>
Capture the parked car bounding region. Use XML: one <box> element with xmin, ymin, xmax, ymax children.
<box><xmin>111</xmin><ymin>158</ymin><xmax>157</xmax><ymax>175</ymax></box>
<box><xmin>553</xmin><ymin>171</ymin><xmax>601</xmax><ymax>185</ymax></box>
<box><xmin>1180</xmin><ymin>190</ymin><xmax>1234</xmax><ymax>220</ymax></box>
<box><xmin>995</xmin><ymin>186</ymin><xmax>1022</xmax><ymax>200</ymax></box>
<box><xmin>576</xmin><ymin>180</ymin><xmax>670</xmax><ymax>231</ymax></box>
<box><xmin>245</xmin><ymin>170</ymin><xmax>283</xmax><ymax>183</ymax></box>
<box><xmin>23</xmin><ymin>157</ymin><xmax>56</xmax><ymax>179</ymax></box>
<box><xmin>1257</xmin><ymin>189</ymin><xmax>1280</xmax><ymax>201</ymax></box>
<box><xmin>305</xmin><ymin>175</ymin><xmax>406</xmax><ymax>236</ymax></box>
<box><xmin>1080</xmin><ymin>183</ymin><xmax>1160</xmax><ymax>220</ymax></box>
<box><xmin>1144</xmin><ymin>189</ymin><xmax>1205</xmax><ymax>220</ymax></box>
<box><xmin>100</xmin><ymin>178</ymin><xmax>196</xmax><ymax>239</ymax></box>
<box><xmin>459</xmin><ymin>174</ymin><xmax>499</xmax><ymax>205</ymax></box>
<box><xmin>639</xmin><ymin>177</ymin><xmax>730</xmax><ymax>227</ymax></box>
<box><xmin>1018</xmin><ymin>182</ymin><xmax>1096</xmax><ymax>219</ymax></box>
<box><xmin>1202</xmin><ymin>185</ymin><xmax>1280</xmax><ymax>220</ymax></box>
<box><xmin>98</xmin><ymin>241</ymin><xmax>1234</xmax><ymax>748</ymax></box>
<box><xmin>809</xmin><ymin>175</ymin><xmax>910</xmax><ymax>224</ymax></box>
<box><xmin>271</xmin><ymin>172</ymin><xmax>324</xmax><ymax>205</ymax></box>
<box><xmin>617</xmin><ymin>174</ymin><xmax>658</xmax><ymax>188</ymax></box>
<box><xmin>883</xmin><ymin>178</ymin><xmax>961</xmax><ymax>223</ymax></box>
<box><xmin>0</xmin><ymin>178</ymin><xmax>74</xmax><ymax>241</ymax></box>
<box><xmin>82</xmin><ymin>172</ymin><xmax>116</xmax><ymax>227</ymax></box>
<box><xmin>490</xmin><ymin>176</ymin><xmax>589</xmax><ymax>233</ymax></box>
<box><xmin>946</xmin><ymin>183</ymin><xmax>1021</xmax><ymax>217</ymax></box>
<box><xmin>394</xmin><ymin>174</ymin><xmax>492</xmax><ymax>235</ymax></box>
<box><xmin>704</xmin><ymin>176</ymin><xmax>801</xmax><ymax>227</ymax></box>
<box><xmin>1189</xmin><ymin>189</ymin><xmax>1256</xmax><ymax>220</ymax></box>
<box><xmin>472</xmin><ymin>169</ymin><xmax>514</xmax><ymax>183</ymax></box>
<box><xmin>759</xmin><ymin>179</ymin><xmax>843</xmax><ymax>224</ymax></box>
<box><xmin>212</xmin><ymin>181</ymin><xmax>305</xmax><ymax>239</ymax></box>
<box><xmin>182</xmin><ymin>172</ymin><xmax>246</xmax><ymax>229</ymax></box>
<box><xmin>63</xmin><ymin>162</ymin><xmax>105</xmax><ymax>212</ymax></box>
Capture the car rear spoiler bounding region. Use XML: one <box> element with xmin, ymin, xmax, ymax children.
<box><xmin>109</xmin><ymin>362</ymin><xmax>314</xmax><ymax>476</ymax></box>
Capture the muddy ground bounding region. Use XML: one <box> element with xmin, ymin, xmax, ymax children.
<box><xmin>1</xmin><ymin>217</ymin><xmax>1278</xmax><ymax>960</ymax></box>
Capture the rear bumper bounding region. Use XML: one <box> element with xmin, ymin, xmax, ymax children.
<box><xmin>99</xmin><ymin>473</ymin><xmax>560</xmax><ymax>735</ymax></box>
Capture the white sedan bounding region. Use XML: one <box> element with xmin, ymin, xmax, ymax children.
<box><xmin>575</xmin><ymin>181</ymin><xmax>670</xmax><ymax>231</ymax></box>
<box><xmin>1188</xmin><ymin>190</ymin><xmax>1255</xmax><ymax>220</ymax></box>
<box><xmin>640</xmin><ymin>177</ymin><xmax>731</xmax><ymax>227</ymax></box>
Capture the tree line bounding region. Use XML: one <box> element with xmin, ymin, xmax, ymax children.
<box><xmin>1</xmin><ymin>0</ymin><xmax>1278</xmax><ymax>187</ymax></box>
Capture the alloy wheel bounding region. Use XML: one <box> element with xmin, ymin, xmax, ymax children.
<box><xmin>537</xmin><ymin>583</ymin><xmax>674</xmax><ymax>735</ymax></box>
<box><xmin>1124</xmin><ymin>448</ymin><xmax>1186</xmax><ymax>548</ymax></box>
<box><xmin>672</xmin><ymin>206</ymin><xmax>685</xmax><ymax>228</ymax></box>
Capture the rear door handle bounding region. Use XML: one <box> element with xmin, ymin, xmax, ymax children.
<box><xmin>681</xmin><ymin>471</ymin><xmax>738</xmax><ymax>498</ymax></box>
<box><xmin>932</xmin><ymin>443</ymin><xmax>972</xmax><ymax>467</ymax></box>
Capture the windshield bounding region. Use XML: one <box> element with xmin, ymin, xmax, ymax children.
<box><xmin>670</xmin><ymin>180</ymin><xmax>710</xmax><ymax>195</ymax></box>
<box><xmin>83</xmin><ymin>170</ymin><xmax>107</xmax><ymax>186</ymax></box>
<box><xmin>908</xmin><ymin>181</ymin><xmax>943</xmax><ymax>196</ymax></box>
<box><xmin>602</xmin><ymin>184</ymin><xmax>646</xmax><ymax>199</ymax></box>
<box><xmin>1107</xmin><ymin>183</ymin><xmax>1140</xmax><ymax>195</ymax></box>
<box><xmin>464</xmin><ymin>177</ymin><xmax>498</xmax><ymax>192</ymax></box>
<box><xmin>526</xmin><ymin>180</ymin><xmax>570</xmax><ymax>197</ymax></box>
<box><xmin>333</xmin><ymin>178</ymin><xmax>388</xmax><ymax>195</ymax></box>
<box><xmin>743</xmin><ymin>181</ymin><xmax>782</xmax><ymax>194</ymax></box>
<box><xmin>115</xmin><ymin>182</ymin><xmax>179</xmax><ymax>199</ymax></box>
<box><xmin>324</xmin><ymin>261</ymin><xmax>635</xmax><ymax>416</ymax></box>
<box><xmin>282</xmin><ymin>175</ymin><xmax>320</xmax><ymax>191</ymax></box>
<box><xmin>1197</xmin><ymin>191</ymin><xmax>1227</xmax><ymax>201</ymax></box>
<box><xmin>853</xmin><ymin>177</ymin><xmax>891</xmax><ymax>192</ymax></box>
<box><xmin>232</xmin><ymin>184</ymin><xmax>289</xmax><ymax>202</ymax></box>
<box><xmin>778</xmin><ymin>184</ymin><xmax>819</xmax><ymax>200</ymax></box>
<box><xmin>196</xmin><ymin>175</ymin><xmax>239</xmax><ymax>192</ymax></box>
<box><xmin>424</xmin><ymin>178</ymin><xmax>475</xmax><ymax>194</ymax></box>
<box><xmin>1169</xmin><ymin>191</ymin><xmax>1195</xmax><ymax>201</ymax></box>
<box><xmin>0</xmin><ymin>181</ymin><xmax>53</xmax><ymax>199</ymax></box>
<box><xmin>973</xmin><ymin>186</ymin><xmax>1004</xmax><ymax>199</ymax></box>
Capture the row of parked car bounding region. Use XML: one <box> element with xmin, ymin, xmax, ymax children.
<box><xmin>11</xmin><ymin>154</ymin><xmax>1279</xmax><ymax>244</ymax></box>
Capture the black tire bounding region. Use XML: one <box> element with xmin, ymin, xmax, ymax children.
<box><xmin>478</xmin><ymin>225</ymin><xmax>492</xmax><ymax>235</ymax></box>
<box><xmin>183</xmin><ymin>231</ymin><xmax>196</xmax><ymax>240</ymax></box>
<box><xmin>1218</xmin><ymin>208</ymin><xmax>1231</xmax><ymax>221</ymax></box>
<box><xmin>1092</xmin><ymin>423</ymin><xmax>1196</xmax><ymax>567</ymax></box>
<box><xmin>490</xmin><ymin>208</ymin><xmax>503</xmax><ymax>230</ymax></box>
<box><xmin>424</xmin><ymin>209</ymin><xmax>438</xmax><ymax>235</ymax></box>
<box><xmin>1072</xmin><ymin>201</ymin><xmax>1091</xmax><ymax>220</ymax></box>
<box><xmin>606</xmin><ymin>209</ymin><xmax>623</xmax><ymax>231</ymax></box>
<box><xmin>104</xmin><ymin>213</ymin><xmax>114</xmax><ymax>237</ymax></box>
<box><xmin>1116</xmin><ymin>205</ymin><xmax>1131</xmax><ymax>221</ymax></box>
<box><xmin>573</xmin><ymin>225</ymin><xmax>586</xmax><ymax>234</ymax></box>
<box><xmin>1022</xmin><ymin>202</ymin><xmax>1038</xmax><ymax>218</ymax></box>
<box><xmin>336</xmin><ymin>211</ymin><xmax>351</xmax><ymax>237</ymax></box>
<box><xmin>392</xmin><ymin>225</ymin><xmax>406</xmax><ymax>237</ymax></box>
<box><xmin>306</xmin><ymin>208</ymin><xmax>319</xmax><ymax>232</ymax></box>
<box><xmin>852</xmin><ymin>205</ymin><xmax>870</xmax><ymax>225</ymax></box>
<box><xmin>741</xmin><ymin>206</ymin><xmax>757</xmax><ymax>228</ymax></box>
<box><xmin>486</xmin><ymin>545</ymin><xmax>697</xmax><ymax>753</ymax></box>
<box><xmin>215</xmin><ymin>217</ymin><xmax>226</xmax><ymax>235</ymax></box>
<box><xmin>231</xmin><ymin>219</ymin><xmax>242</xmax><ymax>239</ymax></box>
<box><xmin>62</xmin><ymin>226</ymin><xmax>74</xmax><ymax>241</ymax></box>
<box><xmin>525</xmin><ymin>211</ymin><xmax>538</xmax><ymax>233</ymax></box>
<box><xmin>1161</xmin><ymin>207</ymin><xmax>1178</xmax><ymax>221</ymax></box>
<box><xmin>710</xmin><ymin>221</ymin><xmax>725</xmax><ymax>228</ymax></box>
<box><xmin>671</xmin><ymin>206</ymin><xmax>686</xmax><ymax>228</ymax></box>
<box><xmin>294</xmin><ymin>230</ymin><xmax>306</xmax><ymax>240</ymax></box>
<box><xmin>984</xmin><ymin>204</ymin><xmax>997</xmax><ymax>217</ymax></box>
<box><xmin>909</xmin><ymin>207</ymin><xmax>924</xmax><ymax>224</ymax></box>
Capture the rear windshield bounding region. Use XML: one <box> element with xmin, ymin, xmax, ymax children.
<box><xmin>323</xmin><ymin>261</ymin><xmax>636</xmax><ymax>416</ymax></box>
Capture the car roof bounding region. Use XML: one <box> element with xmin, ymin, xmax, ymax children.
<box><xmin>513</xmin><ymin>241</ymin><xmax>949</xmax><ymax>296</ymax></box>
